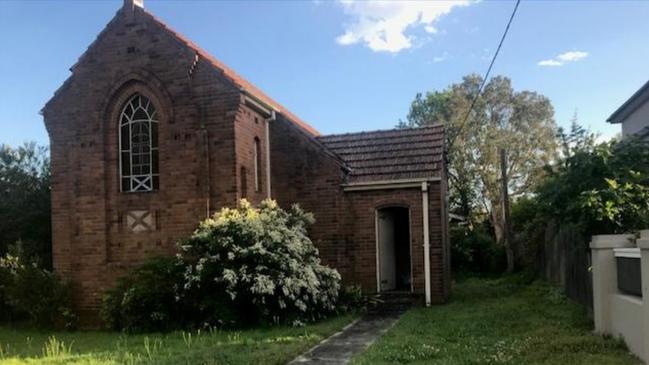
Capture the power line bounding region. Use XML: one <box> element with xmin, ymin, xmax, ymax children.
<box><xmin>451</xmin><ymin>0</ymin><xmax>521</xmax><ymax>147</ymax></box>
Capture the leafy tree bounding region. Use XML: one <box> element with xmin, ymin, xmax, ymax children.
<box><xmin>0</xmin><ymin>143</ymin><xmax>51</xmax><ymax>268</ymax></box>
<box><xmin>402</xmin><ymin>75</ymin><xmax>558</xmax><ymax>271</ymax></box>
<box><xmin>536</xmin><ymin>137</ymin><xmax>649</xmax><ymax>235</ymax></box>
<box><xmin>556</xmin><ymin>112</ymin><xmax>597</xmax><ymax>163</ymax></box>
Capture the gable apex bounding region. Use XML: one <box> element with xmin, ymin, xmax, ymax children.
<box><xmin>43</xmin><ymin>2</ymin><xmax>320</xmax><ymax>138</ymax></box>
<box><xmin>124</xmin><ymin>0</ymin><xmax>144</xmax><ymax>10</ymax></box>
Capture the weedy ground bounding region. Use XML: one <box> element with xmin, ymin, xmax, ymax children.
<box><xmin>0</xmin><ymin>314</ymin><xmax>354</xmax><ymax>365</ymax></box>
<box><xmin>353</xmin><ymin>276</ymin><xmax>639</xmax><ymax>365</ymax></box>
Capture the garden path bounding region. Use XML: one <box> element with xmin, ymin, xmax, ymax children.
<box><xmin>287</xmin><ymin>311</ymin><xmax>402</xmax><ymax>365</ymax></box>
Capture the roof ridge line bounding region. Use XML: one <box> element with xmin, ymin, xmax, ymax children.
<box><xmin>317</xmin><ymin>125</ymin><xmax>443</xmax><ymax>139</ymax></box>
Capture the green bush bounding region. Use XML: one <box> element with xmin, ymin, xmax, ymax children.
<box><xmin>0</xmin><ymin>259</ymin><xmax>12</xmax><ymax>322</ymax></box>
<box><xmin>102</xmin><ymin>199</ymin><xmax>342</xmax><ymax>332</ymax></box>
<box><xmin>0</xmin><ymin>143</ymin><xmax>52</xmax><ymax>269</ymax></box>
<box><xmin>181</xmin><ymin>199</ymin><xmax>341</xmax><ymax>326</ymax></box>
<box><xmin>450</xmin><ymin>225</ymin><xmax>505</xmax><ymax>275</ymax></box>
<box><xmin>101</xmin><ymin>256</ymin><xmax>188</xmax><ymax>332</ymax></box>
<box><xmin>511</xmin><ymin>197</ymin><xmax>547</xmax><ymax>268</ymax></box>
<box><xmin>536</xmin><ymin>138</ymin><xmax>649</xmax><ymax>235</ymax></box>
<box><xmin>0</xmin><ymin>249</ymin><xmax>76</xmax><ymax>329</ymax></box>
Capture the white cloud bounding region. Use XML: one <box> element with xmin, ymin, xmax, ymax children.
<box><xmin>538</xmin><ymin>59</ymin><xmax>563</xmax><ymax>67</ymax></box>
<box><xmin>538</xmin><ymin>51</ymin><xmax>589</xmax><ymax>67</ymax></box>
<box><xmin>557</xmin><ymin>51</ymin><xmax>588</xmax><ymax>62</ymax></box>
<box><xmin>424</xmin><ymin>25</ymin><xmax>436</xmax><ymax>34</ymax></box>
<box><xmin>431</xmin><ymin>51</ymin><xmax>449</xmax><ymax>63</ymax></box>
<box><xmin>335</xmin><ymin>0</ymin><xmax>472</xmax><ymax>53</ymax></box>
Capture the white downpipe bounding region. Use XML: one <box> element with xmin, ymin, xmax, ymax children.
<box><xmin>375</xmin><ymin>210</ymin><xmax>381</xmax><ymax>293</ymax></box>
<box><xmin>422</xmin><ymin>181</ymin><xmax>431</xmax><ymax>306</ymax></box>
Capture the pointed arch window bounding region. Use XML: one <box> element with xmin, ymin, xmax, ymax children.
<box><xmin>254</xmin><ymin>137</ymin><xmax>261</xmax><ymax>192</ymax></box>
<box><xmin>119</xmin><ymin>94</ymin><xmax>159</xmax><ymax>192</ymax></box>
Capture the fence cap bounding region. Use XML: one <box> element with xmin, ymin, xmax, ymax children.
<box><xmin>637</xmin><ymin>238</ymin><xmax>649</xmax><ymax>250</ymax></box>
<box><xmin>614</xmin><ymin>247</ymin><xmax>641</xmax><ymax>258</ymax></box>
<box><xmin>590</xmin><ymin>234</ymin><xmax>635</xmax><ymax>249</ymax></box>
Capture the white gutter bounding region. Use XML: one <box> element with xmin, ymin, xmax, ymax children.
<box><xmin>265</xmin><ymin>110</ymin><xmax>275</xmax><ymax>199</ymax></box>
<box><xmin>422</xmin><ymin>181</ymin><xmax>431</xmax><ymax>306</ymax></box>
<box><xmin>343</xmin><ymin>177</ymin><xmax>441</xmax><ymax>192</ymax></box>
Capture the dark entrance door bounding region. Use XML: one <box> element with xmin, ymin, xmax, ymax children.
<box><xmin>377</xmin><ymin>207</ymin><xmax>411</xmax><ymax>292</ymax></box>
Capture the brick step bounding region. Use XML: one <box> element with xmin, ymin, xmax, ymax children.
<box><xmin>368</xmin><ymin>292</ymin><xmax>420</xmax><ymax>315</ymax></box>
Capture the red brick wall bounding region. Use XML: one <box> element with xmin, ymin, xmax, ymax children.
<box><xmin>42</xmin><ymin>7</ymin><xmax>242</xmax><ymax>321</ymax></box>
<box><xmin>269</xmin><ymin>117</ymin><xmax>354</xmax><ymax>279</ymax></box>
<box><xmin>234</xmin><ymin>105</ymin><xmax>268</xmax><ymax>204</ymax></box>
<box><xmin>344</xmin><ymin>183</ymin><xmax>447</xmax><ymax>302</ymax></box>
<box><xmin>269</xmin><ymin>117</ymin><xmax>449</xmax><ymax>303</ymax></box>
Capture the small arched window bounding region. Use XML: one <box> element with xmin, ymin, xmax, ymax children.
<box><xmin>119</xmin><ymin>94</ymin><xmax>159</xmax><ymax>192</ymax></box>
<box><xmin>254</xmin><ymin>137</ymin><xmax>261</xmax><ymax>192</ymax></box>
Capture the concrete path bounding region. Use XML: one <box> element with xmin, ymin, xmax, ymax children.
<box><xmin>287</xmin><ymin>312</ymin><xmax>402</xmax><ymax>365</ymax></box>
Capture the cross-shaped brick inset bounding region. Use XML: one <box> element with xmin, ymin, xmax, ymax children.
<box><xmin>126</xmin><ymin>210</ymin><xmax>154</xmax><ymax>233</ymax></box>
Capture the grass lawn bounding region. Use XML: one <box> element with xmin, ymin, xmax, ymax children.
<box><xmin>0</xmin><ymin>314</ymin><xmax>354</xmax><ymax>365</ymax></box>
<box><xmin>353</xmin><ymin>276</ymin><xmax>640</xmax><ymax>365</ymax></box>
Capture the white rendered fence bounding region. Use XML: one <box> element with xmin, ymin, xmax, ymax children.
<box><xmin>591</xmin><ymin>231</ymin><xmax>649</xmax><ymax>362</ymax></box>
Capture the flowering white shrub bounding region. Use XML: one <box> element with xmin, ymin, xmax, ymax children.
<box><xmin>180</xmin><ymin>199</ymin><xmax>341</xmax><ymax>325</ymax></box>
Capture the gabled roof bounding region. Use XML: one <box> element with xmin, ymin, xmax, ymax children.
<box><xmin>45</xmin><ymin>3</ymin><xmax>319</xmax><ymax>137</ymax></box>
<box><xmin>141</xmin><ymin>10</ymin><xmax>320</xmax><ymax>136</ymax></box>
<box><xmin>317</xmin><ymin>125</ymin><xmax>445</xmax><ymax>183</ymax></box>
<box><xmin>608</xmin><ymin>79</ymin><xmax>649</xmax><ymax>124</ymax></box>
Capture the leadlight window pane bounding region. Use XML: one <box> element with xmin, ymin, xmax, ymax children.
<box><xmin>133</xmin><ymin>109</ymin><xmax>148</xmax><ymax>120</ymax></box>
<box><xmin>121</xmin><ymin>152</ymin><xmax>130</xmax><ymax>175</ymax></box>
<box><xmin>120</xmin><ymin>125</ymin><xmax>130</xmax><ymax>150</ymax></box>
<box><xmin>152</xmin><ymin>150</ymin><xmax>159</xmax><ymax>174</ymax></box>
<box><xmin>119</xmin><ymin>93</ymin><xmax>159</xmax><ymax>192</ymax></box>
<box><xmin>151</xmin><ymin>123</ymin><xmax>158</xmax><ymax>148</ymax></box>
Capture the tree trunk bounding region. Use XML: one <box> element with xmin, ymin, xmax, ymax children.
<box><xmin>491</xmin><ymin>205</ymin><xmax>515</xmax><ymax>273</ymax></box>
<box><xmin>491</xmin><ymin>209</ymin><xmax>504</xmax><ymax>244</ymax></box>
<box><xmin>500</xmin><ymin>148</ymin><xmax>514</xmax><ymax>273</ymax></box>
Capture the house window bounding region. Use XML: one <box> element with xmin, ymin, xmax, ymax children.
<box><xmin>254</xmin><ymin>137</ymin><xmax>261</xmax><ymax>192</ymax></box>
<box><xmin>119</xmin><ymin>94</ymin><xmax>159</xmax><ymax>192</ymax></box>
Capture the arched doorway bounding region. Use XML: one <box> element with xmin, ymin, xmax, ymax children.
<box><xmin>376</xmin><ymin>206</ymin><xmax>412</xmax><ymax>292</ymax></box>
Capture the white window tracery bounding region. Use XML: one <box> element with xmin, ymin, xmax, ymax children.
<box><xmin>119</xmin><ymin>94</ymin><xmax>159</xmax><ymax>192</ymax></box>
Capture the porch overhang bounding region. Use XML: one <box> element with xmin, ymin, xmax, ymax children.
<box><xmin>342</xmin><ymin>177</ymin><xmax>441</xmax><ymax>192</ymax></box>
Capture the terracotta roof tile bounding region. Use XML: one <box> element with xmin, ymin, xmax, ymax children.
<box><xmin>318</xmin><ymin>126</ymin><xmax>445</xmax><ymax>183</ymax></box>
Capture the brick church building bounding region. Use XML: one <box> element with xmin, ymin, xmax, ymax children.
<box><xmin>42</xmin><ymin>0</ymin><xmax>450</xmax><ymax>321</ymax></box>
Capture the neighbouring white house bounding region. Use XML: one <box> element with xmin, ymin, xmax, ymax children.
<box><xmin>591</xmin><ymin>232</ymin><xmax>649</xmax><ymax>362</ymax></box>
<box><xmin>608</xmin><ymin>79</ymin><xmax>649</xmax><ymax>139</ymax></box>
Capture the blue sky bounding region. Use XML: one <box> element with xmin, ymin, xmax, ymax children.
<box><xmin>1</xmin><ymin>0</ymin><xmax>649</xmax><ymax>147</ymax></box>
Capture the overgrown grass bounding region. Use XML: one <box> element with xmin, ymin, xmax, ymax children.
<box><xmin>0</xmin><ymin>314</ymin><xmax>354</xmax><ymax>364</ymax></box>
<box><xmin>353</xmin><ymin>276</ymin><xmax>639</xmax><ymax>365</ymax></box>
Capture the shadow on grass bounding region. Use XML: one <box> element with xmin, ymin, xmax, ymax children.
<box><xmin>0</xmin><ymin>314</ymin><xmax>356</xmax><ymax>365</ymax></box>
